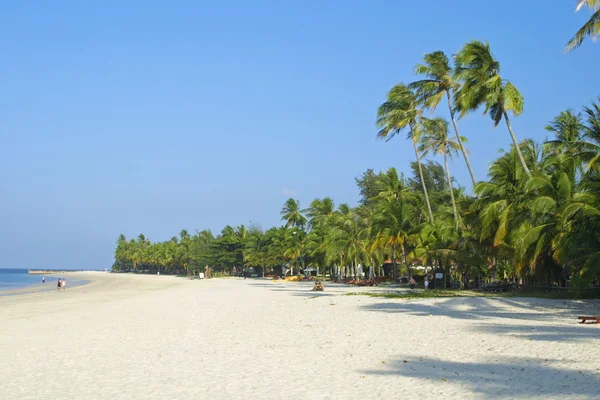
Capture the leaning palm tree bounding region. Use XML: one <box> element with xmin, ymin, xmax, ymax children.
<box><xmin>376</xmin><ymin>84</ymin><xmax>435</xmax><ymax>223</ymax></box>
<box><xmin>419</xmin><ymin>117</ymin><xmax>463</xmax><ymax>231</ymax></box>
<box><xmin>454</xmin><ymin>40</ymin><xmax>532</xmax><ymax>177</ymax></box>
<box><xmin>566</xmin><ymin>0</ymin><xmax>600</xmax><ymax>51</ymax></box>
<box><xmin>410</xmin><ymin>51</ymin><xmax>478</xmax><ymax>187</ymax></box>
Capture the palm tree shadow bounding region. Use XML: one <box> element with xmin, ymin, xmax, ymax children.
<box><xmin>360</xmin><ymin>355</ymin><xmax>600</xmax><ymax>397</ymax></box>
<box><xmin>360</xmin><ymin>297</ymin><xmax>600</xmax><ymax>323</ymax></box>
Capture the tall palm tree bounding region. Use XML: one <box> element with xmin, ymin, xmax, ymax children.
<box><xmin>280</xmin><ymin>198</ymin><xmax>307</xmax><ymax>229</ymax></box>
<box><xmin>566</xmin><ymin>0</ymin><xmax>600</xmax><ymax>51</ymax></box>
<box><xmin>454</xmin><ymin>40</ymin><xmax>532</xmax><ymax>177</ymax></box>
<box><xmin>376</xmin><ymin>83</ymin><xmax>435</xmax><ymax>223</ymax></box>
<box><xmin>419</xmin><ymin>117</ymin><xmax>463</xmax><ymax>231</ymax></box>
<box><xmin>410</xmin><ymin>51</ymin><xmax>478</xmax><ymax>187</ymax></box>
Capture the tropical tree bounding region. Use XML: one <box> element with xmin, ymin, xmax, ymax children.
<box><xmin>410</xmin><ymin>50</ymin><xmax>478</xmax><ymax>187</ymax></box>
<box><xmin>305</xmin><ymin>197</ymin><xmax>335</xmax><ymax>229</ymax></box>
<box><xmin>419</xmin><ymin>117</ymin><xmax>463</xmax><ymax>231</ymax></box>
<box><xmin>244</xmin><ymin>227</ymin><xmax>270</xmax><ymax>277</ymax></box>
<box><xmin>566</xmin><ymin>0</ymin><xmax>600</xmax><ymax>51</ymax></box>
<box><xmin>372</xmin><ymin>197</ymin><xmax>415</xmax><ymax>281</ymax></box>
<box><xmin>376</xmin><ymin>83</ymin><xmax>435</xmax><ymax>223</ymax></box>
<box><xmin>545</xmin><ymin>110</ymin><xmax>585</xmax><ymax>144</ymax></box>
<box><xmin>454</xmin><ymin>40</ymin><xmax>531</xmax><ymax>177</ymax></box>
<box><xmin>516</xmin><ymin>154</ymin><xmax>600</xmax><ymax>284</ymax></box>
<box><xmin>280</xmin><ymin>198</ymin><xmax>307</xmax><ymax>230</ymax></box>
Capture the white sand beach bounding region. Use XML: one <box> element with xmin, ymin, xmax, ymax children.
<box><xmin>1</xmin><ymin>274</ymin><xmax>600</xmax><ymax>399</ymax></box>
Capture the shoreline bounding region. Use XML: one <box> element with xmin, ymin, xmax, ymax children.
<box><xmin>0</xmin><ymin>278</ymin><xmax>92</xmax><ymax>297</ymax></box>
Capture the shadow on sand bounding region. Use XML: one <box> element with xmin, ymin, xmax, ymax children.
<box><xmin>360</xmin><ymin>355</ymin><xmax>600</xmax><ymax>398</ymax></box>
<box><xmin>360</xmin><ymin>297</ymin><xmax>600</xmax><ymax>342</ymax></box>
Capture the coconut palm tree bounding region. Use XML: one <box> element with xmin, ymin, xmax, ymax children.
<box><xmin>454</xmin><ymin>40</ymin><xmax>531</xmax><ymax>177</ymax></box>
<box><xmin>244</xmin><ymin>228</ymin><xmax>269</xmax><ymax>277</ymax></box>
<box><xmin>372</xmin><ymin>196</ymin><xmax>415</xmax><ymax>280</ymax></box>
<box><xmin>305</xmin><ymin>197</ymin><xmax>335</xmax><ymax>229</ymax></box>
<box><xmin>516</xmin><ymin>153</ymin><xmax>600</xmax><ymax>283</ymax></box>
<box><xmin>410</xmin><ymin>51</ymin><xmax>478</xmax><ymax>187</ymax></box>
<box><xmin>327</xmin><ymin>206</ymin><xmax>368</xmax><ymax>279</ymax></box>
<box><xmin>280</xmin><ymin>198</ymin><xmax>307</xmax><ymax>230</ymax></box>
<box><xmin>566</xmin><ymin>0</ymin><xmax>600</xmax><ymax>51</ymax></box>
<box><xmin>376</xmin><ymin>83</ymin><xmax>435</xmax><ymax>223</ymax></box>
<box><xmin>545</xmin><ymin>110</ymin><xmax>585</xmax><ymax>144</ymax></box>
<box><xmin>419</xmin><ymin>117</ymin><xmax>463</xmax><ymax>231</ymax></box>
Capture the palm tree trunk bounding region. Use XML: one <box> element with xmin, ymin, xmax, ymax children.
<box><xmin>392</xmin><ymin>245</ymin><xmax>397</xmax><ymax>282</ymax></box>
<box><xmin>401</xmin><ymin>243</ymin><xmax>408</xmax><ymax>279</ymax></box>
<box><xmin>447</xmin><ymin>92</ymin><xmax>478</xmax><ymax>189</ymax></box>
<box><xmin>411</xmin><ymin>130</ymin><xmax>435</xmax><ymax>223</ymax></box>
<box><xmin>444</xmin><ymin>152</ymin><xmax>460</xmax><ymax>231</ymax></box>
<box><xmin>503</xmin><ymin>111</ymin><xmax>532</xmax><ymax>177</ymax></box>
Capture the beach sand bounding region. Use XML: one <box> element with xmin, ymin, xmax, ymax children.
<box><xmin>1</xmin><ymin>274</ymin><xmax>600</xmax><ymax>399</ymax></box>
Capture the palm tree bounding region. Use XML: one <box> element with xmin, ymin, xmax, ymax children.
<box><xmin>545</xmin><ymin>110</ymin><xmax>585</xmax><ymax>144</ymax></box>
<box><xmin>419</xmin><ymin>117</ymin><xmax>463</xmax><ymax>231</ymax></box>
<box><xmin>305</xmin><ymin>197</ymin><xmax>335</xmax><ymax>229</ymax></box>
<box><xmin>376</xmin><ymin>83</ymin><xmax>435</xmax><ymax>223</ymax></box>
<box><xmin>280</xmin><ymin>198</ymin><xmax>307</xmax><ymax>230</ymax></box>
<box><xmin>377</xmin><ymin>167</ymin><xmax>412</xmax><ymax>202</ymax></box>
<box><xmin>410</xmin><ymin>51</ymin><xmax>478</xmax><ymax>187</ymax></box>
<box><xmin>372</xmin><ymin>196</ymin><xmax>415</xmax><ymax>280</ymax></box>
<box><xmin>454</xmin><ymin>40</ymin><xmax>531</xmax><ymax>177</ymax></box>
<box><xmin>516</xmin><ymin>154</ymin><xmax>600</xmax><ymax>284</ymax></box>
<box><xmin>566</xmin><ymin>0</ymin><xmax>600</xmax><ymax>51</ymax></box>
<box><xmin>327</xmin><ymin>206</ymin><xmax>368</xmax><ymax>279</ymax></box>
<box><xmin>244</xmin><ymin>228</ymin><xmax>269</xmax><ymax>277</ymax></box>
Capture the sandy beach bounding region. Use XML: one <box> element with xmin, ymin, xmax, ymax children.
<box><xmin>1</xmin><ymin>274</ymin><xmax>600</xmax><ymax>399</ymax></box>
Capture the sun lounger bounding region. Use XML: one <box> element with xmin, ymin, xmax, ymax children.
<box><xmin>578</xmin><ymin>316</ymin><xmax>600</xmax><ymax>324</ymax></box>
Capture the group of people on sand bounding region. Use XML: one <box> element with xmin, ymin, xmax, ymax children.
<box><xmin>56</xmin><ymin>278</ymin><xmax>66</xmax><ymax>291</ymax></box>
<box><xmin>408</xmin><ymin>276</ymin><xmax>431</xmax><ymax>290</ymax></box>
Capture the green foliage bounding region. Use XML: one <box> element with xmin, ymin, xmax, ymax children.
<box><xmin>566</xmin><ymin>1</ymin><xmax>600</xmax><ymax>51</ymax></box>
<box><xmin>570</xmin><ymin>271</ymin><xmax>594</xmax><ymax>299</ymax></box>
<box><xmin>112</xmin><ymin>41</ymin><xmax>600</xmax><ymax>292</ymax></box>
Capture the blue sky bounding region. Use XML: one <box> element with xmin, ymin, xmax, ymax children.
<box><xmin>1</xmin><ymin>1</ymin><xmax>599</xmax><ymax>270</ymax></box>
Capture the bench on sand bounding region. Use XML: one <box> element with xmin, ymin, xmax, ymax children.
<box><xmin>578</xmin><ymin>316</ymin><xmax>600</xmax><ymax>324</ymax></box>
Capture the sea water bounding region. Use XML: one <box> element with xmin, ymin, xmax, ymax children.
<box><xmin>0</xmin><ymin>268</ymin><xmax>90</xmax><ymax>293</ymax></box>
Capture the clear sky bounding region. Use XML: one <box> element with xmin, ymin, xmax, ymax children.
<box><xmin>1</xmin><ymin>1</ymin><xmax>599</xmax><ymax>270</ymax></box>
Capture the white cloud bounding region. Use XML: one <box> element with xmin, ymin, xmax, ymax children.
<box><xmin>281</xmin><ymin>188</ymin><xmax>297</xmax><ymax>197</ymax></box>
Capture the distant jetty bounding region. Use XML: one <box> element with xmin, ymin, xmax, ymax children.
<box><xmin>28</xmin><ymin>269</ymin><xmax>85</xmax><ymax>275</ymax></box>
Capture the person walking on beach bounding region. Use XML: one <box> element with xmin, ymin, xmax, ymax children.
<box><xmin>57</xmin><ymin>279</ymin><xmax>61</xmax><ymax>291</ymax></box>
<box><xmin>409</xmin><ymin>277</ymin><xmax>416</xmax><ymax>290</ymax></box>
<box><xmin>61</xmin><ymin>279</ymin><xmax>66</xmax><ymax>290</ymax></box>
<box><xmin>42</xmin><ymin>277</ymin><xmax>45</xmax><ymax>284</ymax></box>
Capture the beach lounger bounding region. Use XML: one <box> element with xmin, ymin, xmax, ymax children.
<box><xmin>578</xmin><ymin>316</ymin><xmax>600</xmax><ymax>324</ymax></box>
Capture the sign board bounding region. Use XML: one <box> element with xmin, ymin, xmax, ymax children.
<box><xmin>435</xmin><ymin>273</ymin><xmax>443</xmax><ymax>279</ymax></box>
<box><xmin>199</xmin><ymin>272</ymin><xmax>205</xmax><ymax>279</ymax></box>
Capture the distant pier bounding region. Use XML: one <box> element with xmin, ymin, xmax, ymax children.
<box><xmin>28</xmin><ymin>269</ymin><xmax>84</xmax><ymax>275</ymax></box>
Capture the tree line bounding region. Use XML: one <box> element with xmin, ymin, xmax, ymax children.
<box><xmin>113</xmin><ymin>12</ymin><xmax>600</xmax><ymax>288</ymax></box>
